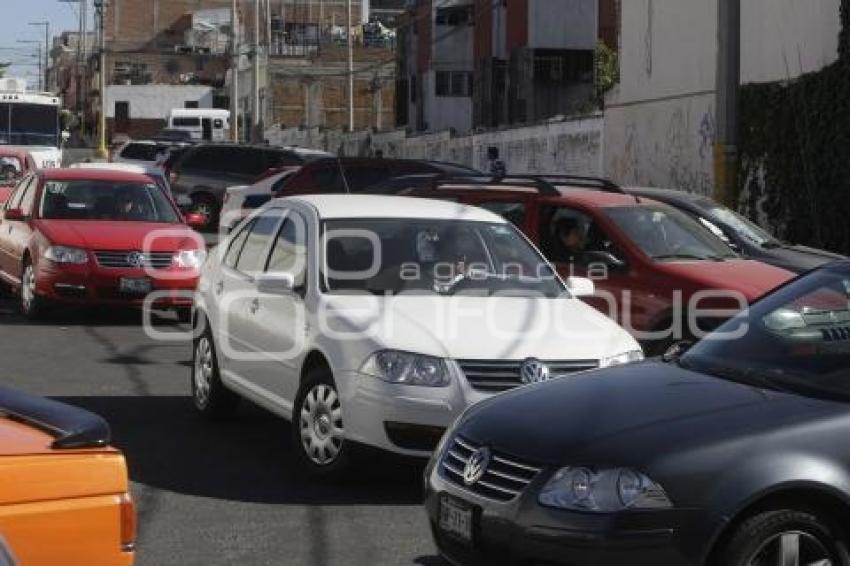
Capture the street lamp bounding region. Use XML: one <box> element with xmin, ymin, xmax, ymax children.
<box><xmin>93</xmin><ymin>0</ymin><xmax>108</xmax><ymax>159</ymax></box>
<box><xmin>29</xmin><ymin>22</ymin><xmax>50</xmax><ymax>92</ymax></box>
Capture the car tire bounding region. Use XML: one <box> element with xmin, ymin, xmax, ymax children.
<box><xmin>19</xmin><ymin>258</ymin><xmax>48</xmax><ymax>320</ymax></box>
<box><xmin>719</xmin><ymin>508</ymin><xmax>850</xmax><ymax>566</ymax></box>
<box><xmin>292</xmin><ymin>367</ymin><xmax>356</xmax><ymax>480</ymax></box>
<box><xmin>191</xmin><ymin>320</ymin><xmax>240</xmax><ymax>419</ymax></box>
<box><xmin>190</xmin><ymin>192</ymin><xmax>219</xmax><ymax>231</ymax></box>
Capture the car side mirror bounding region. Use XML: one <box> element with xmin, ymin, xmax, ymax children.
<box><xmin>566</xmin><ymin>276</ymin><xmax>595</xmax><ymax>298</ymax></box>
<box><xmin>662</xmin><ymin>340</ymin><xmax>693</xmax><ymax>362</ymax></box>
<box><xmin>255</xmin><ymin>272</ymin><xmax>296</xmax><ymax>295</ymax></box>
<box><xmin>583</xmin><ymin>250</ymin><xmax>627</xmax><ymax>271</ymax></box>
<box><xmin>4</xmin><ymin>208</ymin><xmax>24</xmax><ymax>221</ymax></box>
<box><xmin>184</xmin><ymin>213</ymin><xmax>207</xmax><ymax>228</ymax></box>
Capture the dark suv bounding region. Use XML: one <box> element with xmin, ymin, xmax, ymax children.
<box><xmin>169</xmin><ymin>144</ymin><xmax>330</xmax><ymax>228</ymax></box>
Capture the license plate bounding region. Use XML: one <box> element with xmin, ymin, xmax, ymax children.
<box><xmin>439</xmin><ymin>495</ymin><xmax>473</xmax><ymax>544</ymax></box>
<box><xmin>119</xmin><ymin>277</ymin><xmax>152</xmax><ymax>294</ymax></box>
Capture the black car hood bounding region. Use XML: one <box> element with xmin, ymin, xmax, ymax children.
<box><xmin>460</xmin><ymin>362</ymin><xmax>848</xmax><ymax>470</ymax></box>
<box><xmin>757</xmin><ymin>243</ymin><xmax>846</xmax><ymax>273</ymax></box>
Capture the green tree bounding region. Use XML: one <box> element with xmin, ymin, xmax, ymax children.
<box><xmin>0</xmin><ymin>63</ymin><xmax>9</xmax><ymax>78</ymax></box>
<box><xmin>841</xmin><ymin>0</ymin><xmax>850</xmax><ymax>61</ymax></box>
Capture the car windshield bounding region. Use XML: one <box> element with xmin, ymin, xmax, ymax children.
<box><xmin>680</xmin><ymin>264</ymin><xmax>850</xmax><ymax>401</ymax></box>
<box><xmin>322</xmin><ymin>219</ymin><xmax>564</xmax><ymax>297</ymax></box>
<box><xmin>39</xmin><ymin>180</ymin><xmax>181</xmax><ymax>223</ymax></box>
<box><xmin>697</xmin><ymin>199</ymin><xmax>781</xmax><ymax>247</ymax></box>
<box><xmin>606</xmin><ymin>205</ymin><xmax>737</xmax><ymax>261</ymax></box>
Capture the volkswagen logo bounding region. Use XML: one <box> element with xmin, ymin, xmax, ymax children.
<box><xmin>520</xmin><ymin>358</ymin><xmax>550</xmax><ymax>385</ymax></box>
<box><xmin>126</xmin><ymin>252</ymin><xmax>147</xmax><ymax>268</ymax></box>
<box><xmin>463</xmin><ymin>447</ymin><xmax>491</xmax><ymax>486</ymax></box>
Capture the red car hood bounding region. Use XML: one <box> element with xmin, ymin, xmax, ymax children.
<box><xmin>657</xmin><ymin>258</ymin><xmax>794</xmax><ymax>300</ymax></box>
<box><xmin>34</xmin><ymin>220</ymin><xmax>201</xmax><ymax>251</ymax></box>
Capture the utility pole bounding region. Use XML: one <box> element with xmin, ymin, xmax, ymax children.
<box><xmin>28</xmin><ymin>22</ymin><xmax>50</xmax><ymax>92</ymax></box>
<box><xmin>252</xmin><ymin>0</ymin><xmax>261</xmax><ymax>142</ymax></box>
<box><xmin>714</xmin><ymin>0</ymin><xmax>740</xmax><ymax>208</ymax></box>
<box><xmin>231</xmin><ymin>0</ymin><xmax>240</xmax><ymax>142</ymax></box>
<box><xmin>95</xmin><ymin>0</ymin><xmax>107</xmax><ymax>158</ymax></box>
<box><xmin>80</xmin><ymin>0</ymin><xmax>88</xmax><ymax>141</ymax></box>
<box><xmin>347</xmin><ymin>0</ymin><xmax>354</xmax><ymax>131</ymax></box>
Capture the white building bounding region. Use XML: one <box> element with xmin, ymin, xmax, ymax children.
<box><xmin>604</xmin><ymin>0</ymin><xmax>841</xmax><ymax>194</ymax></box>
<box><xmin>105</xmin><ymin>84</ymin><xmax>215</xmax><ymax>138</ymax></box>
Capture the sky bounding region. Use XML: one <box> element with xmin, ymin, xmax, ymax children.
<box><xmin>1</xmin><ymin>0</ymin><xmax>86</xmax><ymax>88</ymax></box>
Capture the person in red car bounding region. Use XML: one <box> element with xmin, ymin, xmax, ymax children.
<box><xmin>402</xmin><ymin>176</ymin><xmax>796</xmax><ymax>355</ymax></box>
<box><xmin>0</xmin><ymin>168</ymin><xmax>207</xmax><ymax>320</ymax></box>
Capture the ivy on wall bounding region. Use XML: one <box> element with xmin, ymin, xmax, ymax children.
<box><xmin>739</xmin><ymin>1</ymin><xmax>850</xmax><ymax>252</ymax></box>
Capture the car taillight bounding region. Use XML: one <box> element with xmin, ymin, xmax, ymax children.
<box><xmin>119</xmin><ymin>492</ymin><xmax>136</xmax><ymax>552</ymax></box>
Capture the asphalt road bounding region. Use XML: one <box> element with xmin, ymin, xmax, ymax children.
<box><xmin>0</xmin><ymin>289</ymin><xmax>443</xmax><ymax>566</ymax></box>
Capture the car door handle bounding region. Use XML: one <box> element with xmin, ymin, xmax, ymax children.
<box><xmin>249</xmin><ymin>297</ymin><xmax>260</xmax><ymax>314</ymax></box>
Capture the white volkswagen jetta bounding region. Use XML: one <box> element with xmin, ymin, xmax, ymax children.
<box><xmin>192</xmin><ymin>195</ymin><xmax>642</xmax><ymax>477</ymax></box>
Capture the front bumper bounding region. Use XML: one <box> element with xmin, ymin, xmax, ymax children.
<box><xmin>335</xmin><ymin>368</ymin><xmax>492</xmax><ymax>458</ymax></box>
<box><xmin>35</xmin><ymin>260</ymin><xmax>198</xmax><ymax>307</ymax></box>
<box><xmin>424</xmin><ymin>461</ymin><xmax>723</xmax><ymax>566</ymax></box>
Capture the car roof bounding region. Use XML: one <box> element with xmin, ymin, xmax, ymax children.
<box><xmin>41</xmin><ymin>167</ymin><xmax>154</xmax><ymax>184</ymax></box>
<box><xmin>287</xmin><ymin>194</ymin><xmax>506</xmax><ymax>223</ymax></box>
<box><xmin>624</xmin><ymin>186</ymin><xmax>705</xmax><ymax>203</ymax></box>
<box><xmin>555</xmin><ymin>187</ymin><xmax>656</xmax><ymax>207</ymax></box>
<box><xmin>70</xmin><ymin>162</ymin><xmax>162</xmax><ymax>176</ymax></box>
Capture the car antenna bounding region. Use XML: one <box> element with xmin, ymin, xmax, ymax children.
<box><xmin>337</xmin><ymin>156</ymin><xmax>352</xmax><ymax>194</ymax></box>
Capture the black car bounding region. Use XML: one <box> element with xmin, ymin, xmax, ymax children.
<box><xmin>426</xmin><ymin>260</ymin><xmax>850</xmax><ymax>566</ymax></box>
<box><xmin>626</xmin><ymin>186</ymin><xmax>846</xmax><ymax>273</ymax></box>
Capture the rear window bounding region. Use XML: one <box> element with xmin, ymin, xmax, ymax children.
<box><xmin>120</xmin><ymin>143</ymin><xmax>160</xmax><ymax>161</ymax></box>
<box><xmin>180</xmin><ymin>146</ymin><xmax>302</xmax><ymax>176</ymax></box>
<box><xmin>172</xmin><ymin>117</ymin><xmax>201</xmax><ymax>127</ymax></box>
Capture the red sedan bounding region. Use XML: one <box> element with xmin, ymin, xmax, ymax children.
<box><xmin>0</xmin><ymin>168</ymin><xmax>206</xmax><ymax>320</ymax></box>
<box><xmin>0</xmin><ymin>148</ymin><xmax>37</xmax><ymax>205</ymax></box>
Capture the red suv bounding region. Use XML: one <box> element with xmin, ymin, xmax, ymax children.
<box><xmin>0</xmin><ymin>168</ymin><xmax>206</xmax><ymax>320</ymax></box>
<box><xmin>403</xmin><ymin>176</ymin><xmax>795</xmax><ymax>353</ymax></box>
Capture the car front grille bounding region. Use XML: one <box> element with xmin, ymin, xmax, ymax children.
<box><xmin>457</xmin><ymin>359</ymin><xmax>598</xmax><ymax>393</ymax></box>
<box><xmin>440</xmin><ymin>436</ymin><xmax>541</xmax><ymax>502</ymax></box>
<box><xmin>94</xmin><ymin>250</ymin><xmax>174</xmax><ymax>269</ymax></box>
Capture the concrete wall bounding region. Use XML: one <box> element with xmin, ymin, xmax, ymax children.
<box><xmin>529</xmin><ymin>0</ymin><xmax>597</xmax><ymax>50</ymax></box>
<box><xmin>105</xmin><ymin>85</ymin><xmax>214</xmax><ymax>119</ymax></box>
<box><xmin>604</xmin><ymin>0</ymin><xmax>841</xmax><ymax>194</ymax></box>
<box><xmin>265</xmin><ymin>113</ymin><xmax>603</xmax><ymax>175</ymax></box>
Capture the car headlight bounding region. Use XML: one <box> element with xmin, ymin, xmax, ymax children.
<box><xmin>173</xmin><ymin>249</ymin><xmax>207</xmax><ymax>269</ymax></box>
<box><xmin>44</xmin><ymin>245</ymin><xmax>88</xmax><ymax>264</ymax></box>
<box><xmin>360</xmin><ymin>350</ymin><xmax>450</xmax><ymax>387</ymax></box>
<box><xmin>599</xmin><ymin>350</ymin><xmax>644</xmax><ymax>368</ymax></box>
<box><xmin>539</xmin><ymin>467</ymin><xmax>672</xmax><ymax>512</ymax></box>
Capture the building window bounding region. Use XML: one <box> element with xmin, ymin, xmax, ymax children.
<box><xmin>534</xmin><ymin>51</ymin><xmax>595</xmax><ymax>83</ymax></box>
<box><xmin>436</xmin><ymin>5</ymin><xmax>473</xmax><ymax>26</ymax></box>
<box><xmin>114</xmin><ymin>101</ymin><xmax>130</xmax><ymax>132</ymax></box>
<box><xmin>436</xmin><ymin>71</ymin><xmax>472</xmax><ymax>97</ymax></box>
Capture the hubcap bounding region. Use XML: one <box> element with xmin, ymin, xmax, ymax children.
<box><xmin>21</xmin><ymin>264</ymin><xmax>35</xmax><ymax>312</ymax></box>
<box><xmin>746</xmin><ymin>530</ymin><xmax>833</xmax><ymax>566</ymax></box>
<box><xmin>193</xmin><ymin>337</ymin><xmax>214</xmax><ymax>407</ymax></box>
<box><xmin>299</xmin><ymin>384</ymin><xmax>344</xmax><ymax>466</ymax></box>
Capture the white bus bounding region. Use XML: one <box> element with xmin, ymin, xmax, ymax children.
<box><xmin>165</xmin><ymin>108</ymin><xmax>230</xmax><ymax>142</ymax></box>
<box><xmin>0</xmin><ymin>78</ymin><xmax>67</xmax><ymax>169</ymax></box>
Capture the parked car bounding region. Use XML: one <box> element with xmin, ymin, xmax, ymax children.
<box><xmin>168</xmin><ymin>144</ymin><xmax>331</xmax><ymax>229</ymax></box>
<box><xmin>111</xmin><ymin>139</ymin><xmax>180</xmax><ymax>166</ymax></box>
<box><xmin>0</xmin><ymin>168</ymin><xmax>206</xmax><ymax>320</ymax></box>
<box><xmin>193</xmin><ymin>195</ymin><xmax>642</xmax><ymax>477</ymax></box>
<box><xmin>426</xmin><ymin>259</ymin><xmax>850</xmax><ymax>566</ymax></box>
<box><xmin>401</xmin><ymin>176</ymin><xmax>795</xmax><ymax>353</ymax></box>
<box><xmin>273</xmin><ymin>157</ymin><xmax>482</xmax><ymax>197</ymax></box>
<box><xmin>219</xmin><ymin>168</ymin><xmax>300</xmax><ymax>233</ymax></box>
<box><xmin>0</xmin><ymin>385</ymin><xmax>135</xmax><ymax>565</ymax></box>
<box><xmin>625</xmin><ymin>186</ymin><xmax>847</xmax><ymax>273</ymax></box>
<box><xmin>0</xmin><ymin>147</ymin><xmax>37</xmax><ymax>182</ymax></box>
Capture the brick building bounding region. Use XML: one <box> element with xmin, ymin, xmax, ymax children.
<box><xmin>397</xmin><ymin>0</ymin><xmax>618</xmax><ymax>133</ymax></box>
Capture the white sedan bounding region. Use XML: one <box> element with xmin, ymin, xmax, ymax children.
<box><xmin>219</xmin><ymin>168</ymin><xmax>299</xmax><ymax>234</ymax></box>
<box><xmin>193</xmin><ymin>195</ymin><xmax>642</xmax><ymax>478</ymax></box>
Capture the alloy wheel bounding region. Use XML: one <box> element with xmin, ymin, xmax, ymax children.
<box><xmin>746</xmin><ymin>530</ymin><xmax>833</xmax><ymax>566</ymax></box>
<box><xmin>21</xmin><ymin>263</ymin><xmax>35</xmax><ymax>313</ymax></box>
<box><xmin>299</xmin><ymin>384</ymin><xmax>344</xmax><ymax>466</ymax></box>
<box><xmin>193</xmin><ymin>336</ymin><xmax>214</xmax><ymax>408</ymax></box>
